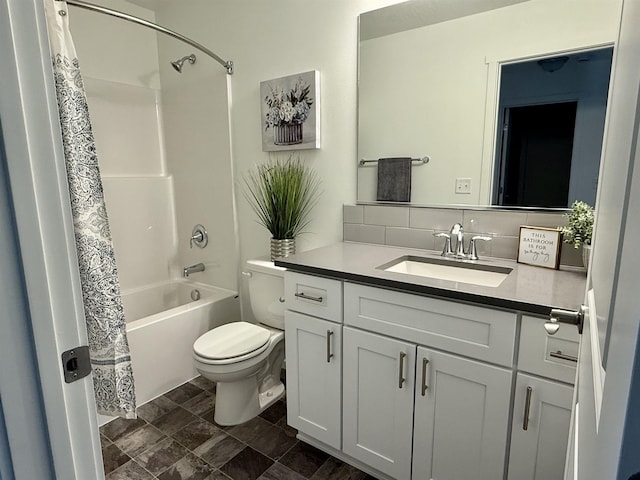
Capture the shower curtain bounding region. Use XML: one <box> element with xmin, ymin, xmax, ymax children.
<box><xmin>44</xmin><ymin>0</ymin><xmax>136</xmax><ymax>419</ymax></box>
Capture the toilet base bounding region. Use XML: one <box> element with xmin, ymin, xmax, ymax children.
<box><xmin>214</xmin><ymin>377</ymin><xmax>285</xmax><ymax>426</ymax></box>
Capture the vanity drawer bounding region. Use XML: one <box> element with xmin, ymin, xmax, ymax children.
<box><xmin>285</xmin><ymin>272</ymin><xmax>343</xmax><ymax>323</ymax></box>
<box><xmin>518</xmin><ymin>315</ymin><xmax>579</xmax><ymax>384</ymax></box>
<box><xmin>344</xmin><ymin>283</ymin><xmax>516</xmax><ymax>366</ymax></box>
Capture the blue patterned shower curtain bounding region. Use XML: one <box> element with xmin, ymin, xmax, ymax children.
<box><xmin>44</xmin><ymin>0</ymin><xmax>136</xmax><ymax>418</ymax></box>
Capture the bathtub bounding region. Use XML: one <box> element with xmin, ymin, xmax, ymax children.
<box><xmin>122</xmin><ymin>280</ymin><xmax>240</xmax><ymax>408</ymax></box>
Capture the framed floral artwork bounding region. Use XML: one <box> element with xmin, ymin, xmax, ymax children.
<box><xmin>260</xmin><ymin>70</ymin><xmax>320</xmax><ymax>151</ymax></box>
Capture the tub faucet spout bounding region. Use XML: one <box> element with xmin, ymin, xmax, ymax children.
<box><xmin>183</xmin><ymin>262</ymin><xmax>205</xmax><ymax>277</ymax></box>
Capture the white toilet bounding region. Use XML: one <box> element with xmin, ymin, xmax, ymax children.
<box><xmin>193</xmin><ymin>259</ymin><xmax>286</xmax><ymax>426</ymax></box>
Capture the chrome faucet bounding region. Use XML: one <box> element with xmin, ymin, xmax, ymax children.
<box><xmin>433</xmin><ymin>224</ymin><xmax>492</xmax><ymax>260</ymax></box>
<box><xmin>450</xmin><ymin>223</ymin><xmax>465</xmax><ymax>258</ymax></box>
<box><xmin>183</xmin><ymin>262</ymin><xmax>205</xmax><ymax>277</ymax></box>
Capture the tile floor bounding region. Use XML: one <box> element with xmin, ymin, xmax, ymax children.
<box><xmin>101</xmin><ymin>376</ymin><xmax>375</xmax><ymax>480</ymax></box>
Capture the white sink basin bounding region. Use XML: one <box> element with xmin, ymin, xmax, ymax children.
<box><xmin>380</xmin><ymin>256</ymin><xmax>512</xmax><ymax>288</ymax></box>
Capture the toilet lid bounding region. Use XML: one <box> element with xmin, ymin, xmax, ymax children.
<box><xmin>193</xmin><ymin>322</ymin><xmax>271</xmax><ymax>360</ymax></box>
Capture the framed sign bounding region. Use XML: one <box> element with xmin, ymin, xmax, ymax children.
<box><xmin>517</xmin><ymin>226</ymin><xmax>562</xmax><ymax>269</ymax></box>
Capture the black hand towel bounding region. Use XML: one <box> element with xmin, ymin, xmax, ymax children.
<box><xmin>376</xmin><ymin>157</ymin><xmax>412</xmax><ymax>202</ymax></box>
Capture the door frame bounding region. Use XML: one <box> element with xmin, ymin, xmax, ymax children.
<box><xmin>0</xmin><ymin>0</ymin><xmax>104</xmax><ymax>478</ymax></box>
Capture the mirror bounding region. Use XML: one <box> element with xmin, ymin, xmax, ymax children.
<box><xmin>357</xmin><ymin>0</ymin><xmax>621</xmax><ymax>208</ymax></box>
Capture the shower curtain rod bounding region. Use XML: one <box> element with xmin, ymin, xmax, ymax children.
<box><xmin>57</xmin><ymin>0</ymin><xmax>234</xmax><ymax>74</ymax></box>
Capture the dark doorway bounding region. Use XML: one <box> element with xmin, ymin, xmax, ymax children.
<box><xmin>497</xmin><ymin>102</ymin><xmax>577</xmax><ymax>207</ymax></box>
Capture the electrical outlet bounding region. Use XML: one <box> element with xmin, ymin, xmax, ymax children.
<box><xmin>455</xmin><ymin>178</ymin><xmax>472</xmax><ymax>194</ymax></box>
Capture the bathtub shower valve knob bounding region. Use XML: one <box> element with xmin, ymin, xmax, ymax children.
<box><xmin>190</xmin><ymin>224</ymin><xmax>208</xmax><ymax>249</ymax></box>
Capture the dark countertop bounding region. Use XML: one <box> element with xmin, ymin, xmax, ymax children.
<box><xmin>275</xmin><ymin>242</ymin><xmax>587</xmax><ymax>316</ymax></box>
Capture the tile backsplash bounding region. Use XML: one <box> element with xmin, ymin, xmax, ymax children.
<box><xmin>343</xmin><ymin>205</ymin><xmax>583</xmax><ymax>267</ymax></box>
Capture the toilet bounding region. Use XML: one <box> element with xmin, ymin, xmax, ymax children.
<box><xmin>193</xmin><ymin>259</ymin><xmax>286</xmax><ymax>426</ymax></box>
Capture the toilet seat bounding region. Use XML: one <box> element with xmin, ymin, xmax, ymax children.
<box><xmin>194</xmin><ymin>322</ymin><xmax>271</xmax><ymax>364</ymax></box>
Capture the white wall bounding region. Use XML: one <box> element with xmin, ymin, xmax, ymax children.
<box><xmin>358</xmin><ymin>0</ymin><xmax>621</xmax><ymax>205</ymax></box>
<box><xmin>69</xmin><ymin>0</ymin><xmax>160</xmax><ymax>89</ymax></box>
<box><xmin>70</xmin><ymin>0</ymin><xmax>240</xmax><ymax>295</ymax></box>
<box><xmin>155</xmin><ymin>35</ymin><xmax>238</xmax><ymax>291</ymax></box>
<box><xmin>69</xmin><ymin>1</ymin><xmax>179</xmax><ymax>293</ymax></box>
<box><xmin>153</xmin><ymin>0</ymin><xmax>401</xmax><ymax>319</ymax></box>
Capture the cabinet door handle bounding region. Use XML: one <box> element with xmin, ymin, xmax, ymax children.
<box><xmin>421</xmin><ymin>358</ymin><xmax>429</xmax><ymax>396</ymax></box>
<box><xmin>398</xmin><ymin>352</ymin><xmax>407</xmax><ymax>389</ymax></box>
<box><xmin>294</xmin><ymin>292</ymin><xmax>323</xmax><ymax>303</ymax></box>
<box><xmin>326</xmin><ymin>330</ymin><xmax>334</xmax><ymax>363</ymax></box>
<box><xmin>550</xmin><ymin>350</ymin><xmax>578</xmax><ymax>363</ymax></box>
<box><xmin>523</xmin><ymin>386</ymin><xmax>533</xmax><ymax>431</ymax></box>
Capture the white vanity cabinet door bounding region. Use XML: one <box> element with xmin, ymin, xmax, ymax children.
<box><xmin>507</xmin><ymin>373</ymin><xmax>573</xmax><ymax>480</ymax></box>
<box><xmin>343</xmin><ymin>327</ymin><xmax>415</xmax><ymax>480</ymax></box>
<box><xmin>285</xmin><ymin>311</ymin><xmax>342</xmax><ymax>449</ymax></box>
<box><xmin>412</xmin><ymin>347</ymin><xmax>512</xmax><ymax>480</ymax></box>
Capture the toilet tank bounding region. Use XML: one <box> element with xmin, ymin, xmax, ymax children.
<box><xmin>246</xmin><ymin>259</ymin><xmax>285</xmax><ymax>330</ymax></box>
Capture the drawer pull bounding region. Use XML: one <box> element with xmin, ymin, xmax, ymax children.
<box><xmin>550</xmin><ymin>350</ymin><xmax>578</xmax><ymax>363</ymax></box>
<box><xmin>398</xmin><ymin>352</ymin><xmax>407</xmax><ymax>389</ymax></box>
<box><xmin>523</xmin><ymin>386</ymin><xmax>533</xmax><ymax>431</ymax></box>
<box><xmin>421</xmin><ymin>358</ymin><xmax>429</xmax><ymax>396</ymax></box>
<box><xmin>326</xmin><ymin>330</ymin><xmax>334</xmax><ymax>363</ymax></box>
<box><xmin>294</xmin><ymin>292</ymin><xmax>323</xmax><ymax>303</ymax></box>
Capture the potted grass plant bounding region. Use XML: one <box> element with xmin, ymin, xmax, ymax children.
<box><xmin>244</xmin><ymin>156</ymin><xmax>320</xmax><ymax>261</ymax></box>
<box><xmin>560</xmin><ymin>201</ymin><xmax>594</xmax><ymax>270</ymax></box>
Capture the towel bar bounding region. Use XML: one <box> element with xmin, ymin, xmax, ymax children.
<box><xmin>358</xmin><ymin>156</ymin><xmax>430</xmax><ymax>167</ymax></box>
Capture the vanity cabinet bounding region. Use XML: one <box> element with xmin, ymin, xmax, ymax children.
<box><xmin>507</xmin><ymin>373</ymin><xmax>573</xmax><ymax>480</ymax></box>
<box><xmin>412</xmin><ymin>347</ymin><xmax>511</xmax><ymax>480</ymax></box>
<box><xmin>342</xmin><ymin>283</ymin><xmax>514</xmax><ymax>480</ymax></box>
<box><xmin>284</xmin><ymin>273</ymin><xmax>343</xmax><ymax>450</ymax></box>
<box><xmin>342</xmin><ymin>327</ymin><xmax>415</xmax><ymax>480</ymax></box>
<box><xmin>341</xmin><ymin>325</ymin><xmax>512</xmax><ymax>480</ymax></box>
<box><xmin>283</xmin><ymin>271</ymin><xmax>579</xmax><ymax>480</ymax></box>
<box><xmin>506</xmin><ymin>315</ymin><xmax>579</xmax><ymax>480</ymax></box>
<box><xmin>284</xmin><ymin>311</ymin><xmax>342</xmax><ymax>449</ymax></box>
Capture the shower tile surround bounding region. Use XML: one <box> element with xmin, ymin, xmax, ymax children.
<box><xmin>343</xmin><ymin>204</ymin><xmax>583</xmax><ymax>267</ymax></box>
<box><xmin>101</xmin><ymin>377</ymin><xmax>375</xmax><ymax>480</ymax></box>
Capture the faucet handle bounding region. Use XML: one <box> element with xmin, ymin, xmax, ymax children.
<box><xmin>190</xmin><ymin>224</ymin><xmax>208</xmax><ymax>249</ymax></box>
<box><xmin>434</xmin><ymin>232</ymin><xmax>453</xmax><ymax>256</ymax></box>
<box><xmin>467</xmin><ymin>235</ymin><xmax>492</xmax><ymax>260</ymax></box>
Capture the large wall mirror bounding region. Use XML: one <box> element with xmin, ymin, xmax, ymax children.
<box><xmin>357</xmin><ymin>0</ymin><xmax>622</xmax><ymax>209</ymax></box>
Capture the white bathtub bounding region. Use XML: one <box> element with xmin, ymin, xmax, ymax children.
<box><xmin>122</xmin><ymin>280</ymin><xmax>240</xmax><ymax>408</ymax></box>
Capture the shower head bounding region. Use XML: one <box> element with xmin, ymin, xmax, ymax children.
<box><xmin>171</xmin><ymin>54</ymin><xmax>196</xmax><ymax>73</ymax></box>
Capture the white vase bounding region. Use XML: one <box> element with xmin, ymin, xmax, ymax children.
<box><xmin>582</xmin><ymin>243</ymin><xmax>591</xmax><ymax>271</ymax></box>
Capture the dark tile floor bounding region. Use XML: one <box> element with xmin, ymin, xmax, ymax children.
<box><xmin>101</xmin><ymin>377</ymin><xmax>376</xmax><ymax>480</ymax></box>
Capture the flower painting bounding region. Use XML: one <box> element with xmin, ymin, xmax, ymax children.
<box><xmin>260</xmin><ymin>70</ymin><xmax>320</xmax><ymax>151</ymax></box>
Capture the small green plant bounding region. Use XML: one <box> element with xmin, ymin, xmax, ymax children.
<box><xmin>244</xmin><ymin>156</ymin><xmax>320</xmax><ymax>240</ymax></box>
<box><xmin>561</xmin><ymin>201</ymin><xmax>594</xmax><ymax>248</ymax></box>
